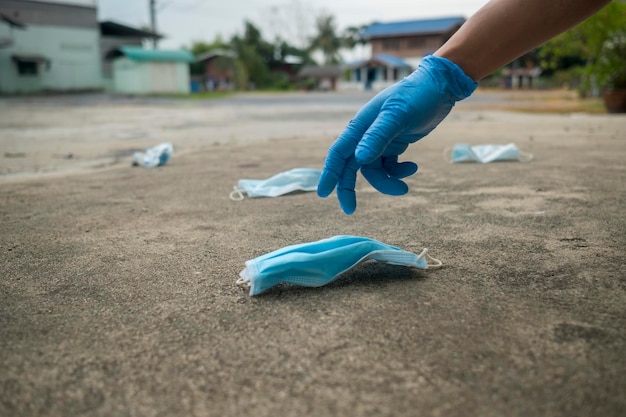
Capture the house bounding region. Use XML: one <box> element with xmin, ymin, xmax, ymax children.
<box><xmin>106</xmin><ymin>46</ymin><xmax>194</xmax><ymax>94</ymax></box>
<box><xmin>297</xmin><ymin>65</ymin><xmax>342</xmax><ymax>91</ymax></box>
<box><xmin>342</xmin><ymin>54</ymin><xmax>412</xmax><ymax>91</ymax></box>
<box><xmin>0</xmin><ymin>1</ymin><xmax>182</xmax><ymax>94</ymax></box>
<box><xmin>0</xmin><ymin>0</ymin><xmax>102</xmax><ymax>93</ymax></box>
<box><xmin>195</xmin><ymin>49</ymin><xmax>236</xmax><ymax>91</ymax></box>
<box><xmin>194</xmin><ymin>50</ymin><xmax>304</xmax><ymax>91</ymax></box>
<box><xmin>341</xmin><ymin>16</ymin><xmax>466</xmax><ymax>91</ymax></box>
<box><xmin>270</xmin><ymin>54</ymin><xmax>305</xmax><ymax>83</ymax></box>
<box><xmin>100</xmin><ymin>20</ymin><xmax>161</xmax><ymax>91</ymax></box>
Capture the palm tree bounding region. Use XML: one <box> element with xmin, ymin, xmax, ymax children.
<box><xmin>309</xmin><ymin>13</ymin><xmax>342</xmax><ymax>65</ymax></box>
<box><xmin>341</xmin><ymin>25</ymin><xmax>368</xmax><ymax>50</ymax></box>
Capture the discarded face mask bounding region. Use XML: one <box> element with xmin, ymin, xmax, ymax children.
<box><xmin>230</xmin><ymin>168</ymin><xmax>322</xmax><ymax>200</ymax></box>
<box><xmin>237</xmin><ymin>235</ymin><xmax>442</xmax><ymax>296</ymax></box>
<box><xmin>446</xmin><ymin>143</ymin><xmax>533</xmax><ymax>163</ymax></box>
<box><xmin>133</xmin><ymin>142</ymin><xmax>173</xmax><ymax>167</ymax></box>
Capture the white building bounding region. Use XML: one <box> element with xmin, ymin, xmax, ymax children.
<box><xmin>0</xmin><ymin>0</ymin><xmax>102</xmax><ymax>93</ymax></box>
<box><xmin>106</xmin><ymin>46</ymin><xmax>194</xmax><ymax>95</ymax></box>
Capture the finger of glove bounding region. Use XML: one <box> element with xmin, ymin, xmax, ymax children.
<box><xmin>382</xmin><ymin>156</ymin><xmax>418</xmax><ymax>179</ymax></box>
<box><xmin>361</xmin><ymin>165</ymin><xmax>409</xmax><ymax>196</ymax></box>
<box><xmin>336</xmin><ymin>156</ymin><xmax>360</xmax><ymax>215</ymax></box>
<box><xmin>318</xmin><ymin>111</ymin><xmax>379</xmax><ymax>198</ymax></box>
<box><xmin>355</xmin><ymin>107</ymin><xmax>404</xmax><ymax>165</ymax></box>
<box><xmin>318</xmin><ymin>146</ymin><xmax>345</xmax><ymax>197</ymax></box>
<box><xmin>382</xmin><ymin>140</ymin><xmax>409</xmax><ymax>157</ymax></box>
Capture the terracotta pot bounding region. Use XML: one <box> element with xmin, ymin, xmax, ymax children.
<box><xmin>603</xmin><ymin>89</ymin><xmax>626</xmax><ymax>113</ymax></box>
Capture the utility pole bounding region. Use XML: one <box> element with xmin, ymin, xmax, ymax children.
<box><xmin>149</xmin><ymin>0</ymin><xmax>158</xmax><ymax>49</ymax></box>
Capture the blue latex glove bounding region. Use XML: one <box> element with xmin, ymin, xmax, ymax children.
<box><xmin>317</xmin><ymin>55</ymin><xmax>477</xmax><ymax>214</ymax></box>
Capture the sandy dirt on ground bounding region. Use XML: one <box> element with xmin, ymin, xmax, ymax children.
<box><xmin>1</xmin><ymin>91</ymin><xmax>625</xmax><ymax>417</ymax></box>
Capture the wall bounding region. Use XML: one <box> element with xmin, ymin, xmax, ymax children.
<box><xmin>100</xmin><ymin>35</ymin><xmax>143</xmax><ymax>79</ymax></box>
<box><xmin>339</xmin><ymin>65</ymin><xmax>412</xmax><ymax>92</ymax></box>
<box><xmin>112</xmin><ymin>57</ymin><xmax>144</xmax><ymax>94</ymax></box>
<box><xmin>0</xmin><ymin>0</ymin><xmax>97</xmax><ymax>28</ymax></box>
<box><xmin>371</xmin><ymin>34</ymin><xmax>449</xmax><ymax>58</ymax></box>
<box><xmin>0</xmin><ymin>25</ymin><xmax>102</xmax><ymax>92</ymax></box>
<box><xmin>203</xmin><ymin>57</ymin><xmax>234</xmax><ymax>82</ymax></box>
<box><xmin>27</xmin><ymin>0</ymin><xmax>96</xmax><ymax>7</ymax></box>
<box><xmin>0</xmin><ymin>0</ymin><xmax>101</xmax><ymax>93</ymax></box>
<box><xmin>112</xmin><ymin>58</ymin><xmax>190</xmax><ymax>94</ymax></box>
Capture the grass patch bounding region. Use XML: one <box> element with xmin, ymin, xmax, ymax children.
<box><xmin>499</xmin><ymin>98</ymin><xmax>606</xmax><ymax>114</ymax></box>
<box><xmin>470</xmin><ymin>89</ymin><xmax>608</xmax><ymax>114</ymax></box>
<box><xmin>4</xmin><ymin>152</ymin><xmax>26</xmax><ymax>158</ymax></box>
<box><xmin>151</xmin><ymin>91</ymin><xmax>234</xmax><ymax>100</ymax></box>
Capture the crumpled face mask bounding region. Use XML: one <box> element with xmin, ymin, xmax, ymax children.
<box><xmin>446</xmin><ymin>143</ymin><xmax>533</xmax><ymax>163</ymax></box>
<box><xmin>230</xmin><ymin>168</ymin><xmax>322</xmax><ymax>200</ymax></box>
<box><xmin>133</xmin><ymin>142</ymin><xmax>174</xmax><ymax>167</ymax></box>
<box><xmin>237</xmin><ymin>235</ymin><xmax>442</xmax><ymax>296</ymax></box>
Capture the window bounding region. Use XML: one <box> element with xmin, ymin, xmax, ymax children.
<box><xmin>12</xmin><ymin>55</ymin><xmax>48</xmax><ymax>76</ymax></box>
<box><xmin>17</xmin><ymin>61</ymin><xmax>38</xmax><ymax>76</ymax></box>
<box><xmin>382</xmin><ymin>39</ymin><xmax>401</xmax><ymax>50</ymax></box>
<box><xmin>408</xmin><ymin>37</ymin><xmax>426</xmax><ymax>48</ymax></box>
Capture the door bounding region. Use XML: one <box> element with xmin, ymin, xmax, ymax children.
<box><xmin>151</xmin><ymin>62</ymin><xmax>178</xmax><ymax>93</ymax></box>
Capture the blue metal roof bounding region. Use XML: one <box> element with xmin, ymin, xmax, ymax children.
<box><xmin>361</xmin><ymin>16</ymin><xmax>466</xmax><ymax>38</ymax></box>
<box><xmin>373</xmin><ymin>54</ymin><xmax>411</xmax><ymax>68</ymax></box>
<box><xmin>345</xmin><ymin>54</ymin><xmax>411</xmax><ymax>69</ymax></box>
<box><xmin>117</xmin><ymin>46</ymin><xmax>195</xmax><ymax>63</ymax></box>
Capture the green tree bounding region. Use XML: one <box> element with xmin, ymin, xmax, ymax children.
<box><xmin>538</xmin><ymin>1</ymin><xmax>626</xmax><ymax>95</ymax></box>
<box><xmin>187</xmin><ymin>20</ymin><xmax>314</xmax><ymax>90</ymax></box>
<box><xmin>187</xmin><ymin>37</ymin><xmax>229</xmax><ymax>76</ymax></box>
<box><xmin>230</xmin><ymin>21</ymin><xmax>275</xmax><ymax>88</ymax></box>
<box><xmin>341</xmin><ymin>24</ymin><xmax>368</xmax><ymax>50</ymax></box>
<box><xmin>274</xmin><ymin>40</ymin><xmax>315</xmax><ymax>67</ymax></box>
<box><xmin>188</xmin><ymin>36</ymin><xmax>228</xmax><ymax>56</ymax></box>
<box><xmin>309</xmin><ymin>13</ymin><xmax>342</xmax><ymax>64</ymax></box>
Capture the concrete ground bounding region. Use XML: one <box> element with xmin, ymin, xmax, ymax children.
<box><xmin>1</xmin><ymin>91</ymin><xmax>625</xmax><ymax>417</ymax></box>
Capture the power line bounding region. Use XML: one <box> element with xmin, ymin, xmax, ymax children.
<box><xmin>149</xmin><ymin>0</ymin><xmax>158</xmax><ymax>48</ymax></box>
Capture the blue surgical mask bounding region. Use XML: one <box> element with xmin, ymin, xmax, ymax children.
<box><xmin>447</xmin><ymin>143</ymin><xmax>532</xmax><ymax>163</ymax></box>
<box><xmin>237</xmin><ymin>235</ymin><xmax>442</xmax><ymax>296</ymax></box>
<box><xmin>133</xmin><ymin>142</ymin><xmax>173</xmax><ymax>167</ymax></box>
<box><xmin>230</xmin><ymin>168</ymin><xmax>322</xmax><ymax>200</ymax></box>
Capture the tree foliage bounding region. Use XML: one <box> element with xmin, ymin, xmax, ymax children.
<box><xmin>538</xmin><ymin>1</ymin><xmax>626</xmax><ymax>92</ymax></box>
<box><xmin>186</xmin><ymin>10</ymin><xmax>365</xmax><ymax>90</ymax></box>
<box><xmin>341</xmin><ymin>25</ymin><xmax>368</xmax><ymax>50</ymax></box>
<box><xmin>308</xmin><ymin>13</ymin><xmax>343</xmax><ymax>64</ymax></box>
<box><xmin>187</xmin><ymin>38</ymin><xmax>228</xmax><ymax>76</ymax></box>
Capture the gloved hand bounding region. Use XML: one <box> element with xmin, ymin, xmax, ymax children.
<box><xmin>317</xmin><ymin>55</ymin><xmax>477</xmax><ymax>214</ymax></box>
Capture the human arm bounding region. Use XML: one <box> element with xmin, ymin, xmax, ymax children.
<box><xmin>435</xmin><ymin>0</ymin><xmax>612</xmax><ymax>80</ymax></box>
<box><xmin>318</xmin><ymin>0</ymin><xmax>612</xmax><ymax>215</ymax></box>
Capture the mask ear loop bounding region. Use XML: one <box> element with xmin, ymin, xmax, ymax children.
<box><xmin>229</xmin><ymin>186</ymin><xmax>246</xmax><ymax>201</ymax></box>
<box><xmin>417</xmin><ymin>248</ymin><xmax>443</xmax><ymax>269</ymax></box>
<box><xmin>425</xmin><ymin>253</ymin><xmax>443</xmax><ymax>269</ymax></box>
<box><xmin>236</xmin><ymin>276</ymin><xmax>251</xmax><ymax>287</ymax></box>
<box><xmin>442</xmin><ymin>147</ymin><xmax>454</xmax><ymax>163</ymax></box>
<box><xmin>518</xmin><ymin>151</ymin><xmax>534</xmax><ymax>163</ymax></box>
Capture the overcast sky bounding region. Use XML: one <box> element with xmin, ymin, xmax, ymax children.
<box><xmin>97</xmin><ymin>0</ymin><xmax>488</xmax><ymax>50</ymax></box>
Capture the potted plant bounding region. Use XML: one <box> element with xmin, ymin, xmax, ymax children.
<box><xmin>598</xmin><ymin>33</ymin><xmax>626</xmax><ymax>113</ymax></box>
<box><xmin>538</xmin><ymin>1</ymin><xmax>626</xmax><ymax>112</ymax></box>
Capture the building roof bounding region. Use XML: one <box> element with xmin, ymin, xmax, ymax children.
<box><xmin>0</xmin><ymin>12</ymin><xmax>27</xmax><ymax>29</ymax></box>
<box><xmin>283</xmin><ymin>54</ymin><xmax>304</xmax><ymax>65</ymax></box>
<box><xmin>11</xmin><ymin>54</ymin><xmax>50</xmax><ymax>64</ymax></box>
<box><xmin>110</xmin><ymin>46</ymin><xmax>194</xmax><ymax>63</ymax></box>
<box><xmin>195</xmin><ymin>49</ymin><xmax>236</xmax><ymax>62</ymax></box>
<box><xmin>298</xmin><ymin>65</ymin><xmax>342</xmax><ymax>78</ymax></box>
<box><xmin>100</xmin><ymin>20</ymin><xmax>162</xmax><ymax>39</ymax></box>
<box><xmin>361</xmin><ymin>16</ymin><xmax>466</xmax><ymax>39</ymax></box>
<box><xmin>372</xmin><ymin>54</ymin><xmax>411</xmax><ymax>68</ymax></box>
<box><xmin>346</xmin><ymin>54</ymin><xmax>412</xmax><ymax>69</ymax></box>
<box><xmin>27</xmin><ymin>0</ymin><xmax>96</xmax><ymax>7</ymax></box>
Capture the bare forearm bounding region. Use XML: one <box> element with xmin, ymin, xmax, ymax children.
<box><xmin>434</xmin><ymin>0</ymin><xmax>612</xmax><ymax>81</ymax></box>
